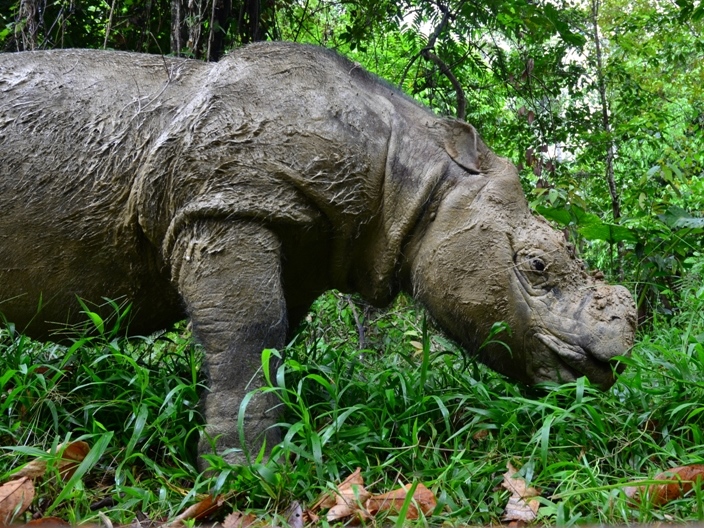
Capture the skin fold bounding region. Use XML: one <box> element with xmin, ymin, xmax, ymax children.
<box><xmin>0</xmin><ymin>42</ymin><xmax>636</xmax><ymax>467</ymax></box>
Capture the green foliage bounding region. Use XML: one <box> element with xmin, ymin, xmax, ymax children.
<box><xmin>0</xmin><ymin>310</ymin><xmax>204</xmax><ymax>524</ymax></box>
<box><xmin>262</xmin><ymin>287</ymin><xmax>704</xmax><ymax>525</ymax></box>
<box><xmin>0</xmin><ymin>0</ymin><xmax>172</xmax><ymax>52</ymax></box>
<box><xmin>1</xmin><ymin>282</ymin><xmax>704</xmax><ymax>524</ymax></box>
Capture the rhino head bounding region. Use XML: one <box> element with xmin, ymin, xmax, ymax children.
<box><xmin>403</xmin><ymin>125</ymin><xmax>636</xmax><ymax>390</ymax></box>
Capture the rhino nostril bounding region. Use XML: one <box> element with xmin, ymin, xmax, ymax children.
<box><xmin>610</xmin><ymin>315</ymin><xmax>621</xmax><ymax>321</ymax></box>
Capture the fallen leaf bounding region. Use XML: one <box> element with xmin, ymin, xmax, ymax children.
<box><xmin>326</xmin><ymin>503</ymin><xmax>355</xmax><ymax>522</ymax></box>
<box><xmin>26</xmin><ymin>516</ymin><xmax>71</xmax><ymax>526</ymax></box>
<box><xmin>336</xmin><ymin>474</ymin><xmax>372</xmax><ymax>507</ymax></box>
<box><xmin>366</xmin><ymin>482</ymin><xmax>436</xmax><ymax>520</ymax></box>
<box><xmin>168</xmin><ymin>495</ymin><xmax>223</xmax><ymax>525</ymax></box>
<box><xmin>15</xmin><ymin>441</ymin><xmax>90</xmax><ymax>481</ymax></box>
<box><xmin>325</xmin><ymin>468</ymin><xmax>371</xmax><ymax>522</ymax></box>
<box><xmin>501</xmin><ymin>462</ymin><xmax>540</xmax><ymax>523</ymax></box>
<box><xmin>311</xmin><ymin>470</ymin><xmax>436</xmax><ymax>522</ymax></box>
<box><xmin>222</xmin><ymin>511</ymin><xmax>258</xmax><ymax>528</ymax></box>
<box><xmin>57</xmin><ymin>440</ymin><xmax>90</xmax><ymax>480</ymax></box>
<box><xmin>310</xmin><ymin>467</ymin><xmax>366</xmax><ymax>512</ymax></box>
<box><xmin>625</xmin><ymin>464</ymin><xmax>704</xmax><ymax>506</ymax></box>
<box><xmin>473</xmin><ymin>429</ymin><xmax>490</xmax><ymax>441</ymax></box>
<box><xmin>286</xmin><ymin>501</ymin><xmax>304</xmax><ymax>528</ymax></box>
<box><xmin>0</xmin><ymin>476</ymin><xmax>35</xmax><ymax>524</ymax></box>
<box><xmin>301</xmin><ymin>506</ymin><xmax>319</xmax><ymax>525</ymax></box>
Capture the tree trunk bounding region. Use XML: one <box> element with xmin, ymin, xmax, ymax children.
<box><xmin>591</xmin><ymin>0</ymin><xmax>623</xmax><ymax>279</ymax></box>
<box><xmin>171</xmin><ymin>0</ymin><xmax>188</xmax><ymax>56</ymax></box>
<box><xmin>170</xmin><ymin>0</ymin><xmax>276</xmax><ymax>58</ymax></box>
<box><xmin>170</xmin><ymin>0</ymin><xmax>207</xmax><ymax>59</ymax></box>
<box><xmin>236</xmin><ymin>0</ymin><xmax>274</xmax><ymax>44</ymax></box>
<box><xmin>207</xmin><ymin>0</ymin><xmax>232</xmax><ymax>61</ymax></box>
<box><xmin>18</xmin><ymin>0</ymin><xmax>39</xmax><ymax>50</ymax></box>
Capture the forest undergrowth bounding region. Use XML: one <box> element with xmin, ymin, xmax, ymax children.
<box><xmin>1</xmin><ymin>256</ymin><xmax>704</xmax><ymax>526</ymax></box>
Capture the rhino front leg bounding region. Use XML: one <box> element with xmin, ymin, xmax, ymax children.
<box><xmin>170</xmin><ymin>220</ymin><xmax>287</xmax><ymax>468</ymax></box>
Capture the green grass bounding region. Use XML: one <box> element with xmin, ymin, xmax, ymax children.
<box><xmin>1</xmin><ymin>267</ymin><xmax>704</xmax><ymax>525</ymax></box>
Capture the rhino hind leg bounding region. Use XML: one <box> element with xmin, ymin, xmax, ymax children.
<box><xmin>171</xmin><ymin>220</ymin><xmax>287</xmax><ymax>469</ymax></box>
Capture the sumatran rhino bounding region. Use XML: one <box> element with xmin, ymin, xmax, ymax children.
<box><xmin>0</xmin><ymin>42</ymin><xmax>636</xmax><ymax>466</ymax></box>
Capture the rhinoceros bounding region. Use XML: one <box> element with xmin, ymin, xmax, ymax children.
<box><xmin>0</xmin><ymin>42</ymin><xmax>636</xmax><ymax>466</ymax></box>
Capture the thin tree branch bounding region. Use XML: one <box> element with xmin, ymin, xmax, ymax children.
<box><xmin>207</xmin><ymin>0</ymin><xmax>217</xmax><ymax>60</ymax></box>
<box><xmin>293</xmin><ymin>0</ymin><xmax>310</xmax><ymax>42</ymax></box>
<box><xmin>103</xmin><ymin>0</ymin><xmax>116</xmax><ymax>49</ymax></box>
<box><xmin>416</xmin><ymin>1</ymin><xmax>468</xmax><ymax>120</ymax></box>
<box><xmin>422</xmin><ymin>49</ymin><xmax>467</xmax><ymax>119</ymax></box>
<box><xmin>397</xmin><ymin>53</ymin><xmax>420</xmax><ymax>89</ymax></box>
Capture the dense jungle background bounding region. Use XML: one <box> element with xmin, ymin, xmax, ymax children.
<box><xmin>0</xmin><ymin>0</ymin><xmax>703</xmax><ymax>526</ymax></box>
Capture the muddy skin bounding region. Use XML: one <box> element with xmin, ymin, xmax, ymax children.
<box><xmin>0</xmin><ymin>42</ymin><xmax>637</xmax><ymax>467</ymax></box>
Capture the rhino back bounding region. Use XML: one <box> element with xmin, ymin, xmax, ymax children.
<box><xmin>131</xmin><ymin>43</ymin><xmax>416</xmax><ymax>310</ymax></box>
<box><xmin>133</xmin><ymin>44</ymin><xmax>396</xmax><ymax>276</ymax></box>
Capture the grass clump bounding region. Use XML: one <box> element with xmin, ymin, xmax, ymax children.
<box><xmin>0</xmin><ymin>307</ymin><xmax>205</xmax><ymax>523</ymax></box>
<box><xmin>0</xmin><ymin>259</ymin><xmax>703</xmax><ymax>525</ymax></box>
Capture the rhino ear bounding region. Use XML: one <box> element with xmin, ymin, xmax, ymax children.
<box><xmin>443</xmin><ymin>121</ymin><xmax>485</xmax><ymax>174</ymax></box>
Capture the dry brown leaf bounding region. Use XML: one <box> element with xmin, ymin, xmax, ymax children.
<box><xmin>365</xmin><ymin>482</ymin><xmax>436</xmax><ymax>520</ymax></box>
<box><xmin>473</xmin><ymin>429</ymin><xmax>490</xmax><ymax>441</ymax></box>
<box><xmin>310</xmin><ymin>467</ymin><xmax>365</xmax><ymax>512</ymax></box>
<box><xmin>15</xmin><ymin>440</ymin><xmax>90</xmax><ymax>481</ymax></box>
<box><xmin>336</xmin><ymin>475</ymin><xmax>371</xmax><ymax>506</ymax></box>
<box><xmin>26</xmin><ymin>516</ymin><xmax>71</xmax><ymax>526</ymax></box>
<box><xmin>325</xmin><ymin>468</ymin><xmax>371</xmax><ymax>522</ymax></box>
<box><xmin>0</xmin><ymin>476</ymin><xmax>35</xmax><ymax>524</ymax></box>
<box><xmin>222</xmin><ymin>511</ymin><xmax>258</xmax><ymax>528</ymax></box>
<box><xmin>501</xmin><ymin>462</ymin><xmax>540</xmax><ymax>523</ymax></box>
<box><xmin>325</xmin><ymin>503</ymin><xmax>355</xmax><ymax>522</ymax></box>
<box><xmin>168</xmin><ymin>494</ymin><xmax>223</xmax><ymax>525</ymax></box>
<box><xmin>58</xmin><ymin>440</ymin><xmax>90</xmax><ymax>480</ymax></box>
<box><xmin>301</xmin><ymin>507</ymin><xmax>319</xmax><ymax>524</ymax></box>
<box><xmin>14</xmin><ymin>459</ymin><xmax>46</xmax><ymax>480</ymax></box>
<box><xmin>625</xmin><ymin>464</ymin><xmax>704</xmax><ymax>506</ymax></box>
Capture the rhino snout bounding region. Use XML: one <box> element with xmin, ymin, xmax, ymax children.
<box><xmin>584</xmin><ymin>284</ymin><xmax>637</xmax><ymax>363</ymax></box>
<box><xmin>525</xmin><ymin>282</ymin><xmax>636</xmax><ymax>388</ymax></box>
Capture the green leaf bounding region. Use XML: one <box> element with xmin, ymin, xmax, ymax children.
<box><xmin>578</xmin><ymin>222</ymin><xmax>638</xmax><ymax>244</ymax></box>
<box><xmin>693</xmin><ymin>2</ymin><xmax>704</xmax><ymax>20</ymax></box>
<box><xmin>543</xmin><ymin>3</ymin><xmax>586</xmax><ymax>47</ymax></box>
<box><xmin>125</xmin><ymin>403</ymin><xmax>149</xmax><ymax>459</ymax></box>
<box><xmin>659</xmin><ymin>206</ymin><xmax>704</xmax><ymax>229</ymax></box>
<box><xmin>536</xmin><ymin>205</ymin><xmax>572</xmax><ymax>226</ymax></box>
<box><xmin>77</xmin><ymin>298</ymin><xmax>104</xmax><ymax>335</ymax></box>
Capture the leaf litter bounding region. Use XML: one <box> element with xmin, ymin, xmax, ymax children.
<box><xmin>624</xmin><ymin>464</ymin><xmax>704</xmax><ymax>506</ymax></box>
<box><xmin>306</xmin><ymin>467</ymin><xmax>437</xmax><ymax>523</ymax></box>
<box><xmin>11</xmin><ymin>451</ymin><xmax>703</xmax><ymax>526</ymax></box>
<box><xmin>500</xmin><ymin>462</ymin><xmax>540</xmax><ymax>524</ymax></box>
<box><xmin>0</xmin><ymin>440</ymin><xmax>90</xmax><ymax>524</ymax></box>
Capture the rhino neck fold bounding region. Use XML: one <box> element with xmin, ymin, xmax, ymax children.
<box><xmin>347</xmin><ymin>119</ymin><xmax>452</xmax><ymax>306</ymax></box>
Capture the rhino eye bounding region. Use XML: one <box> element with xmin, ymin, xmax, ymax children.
<box><xmin>531</xmin><ymin>258</ymin><xmax>546</xmax><ymax>272</ymax></box>
<box><xmin>514</xmin><ymin>252</ymin><xmax>551</xmax><ymax>294</ymax></box>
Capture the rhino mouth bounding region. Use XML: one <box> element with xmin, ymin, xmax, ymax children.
<box><xmin>534</xmin><ymin>332</ymin><xmax>616</xmax><ymax>388</ymax></box>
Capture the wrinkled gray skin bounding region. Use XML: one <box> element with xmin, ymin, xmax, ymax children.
<box><xmin>0</xmin><ymin>42</ymin><xmax>636</xmax><ymax>467</ymax></box>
